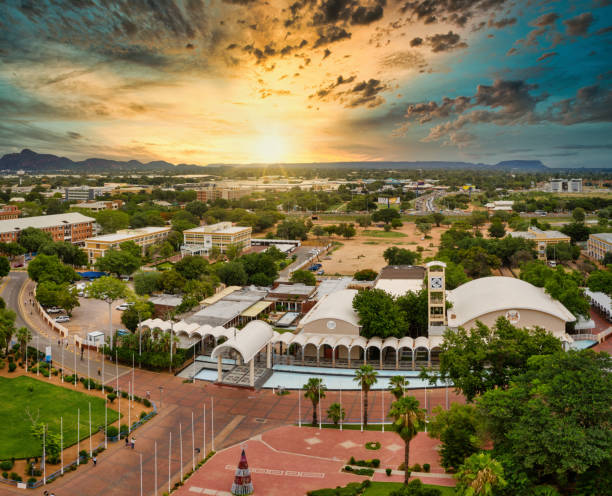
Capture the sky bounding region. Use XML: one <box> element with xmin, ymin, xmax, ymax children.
<box><xmin>0</xmin><ymin>0</ymin><xmax>611</xmax><ymax>168</ymax></box>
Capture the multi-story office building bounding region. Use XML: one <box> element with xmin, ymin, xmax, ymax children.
<box><xmin>84</xmin><ymin>226</ymin><xmax>172</xmax><ymax>263</ymax></box>
<box><xmin>509</xmin><ymin>226</ymin><xmax>571</xmax><ymax>260</ymax></box>
<box><xmin>587</xmin><ymin>233</ymin><xmax>612</xmax><ymax>261</ymax></box>
<box><xmin>549</xmin><ymin>178</ymin><xmax>582</xmax><ymax>193</ymax></box>
<box><xmin>196</xmin><ymin>186</ymin><xmax>248</xmax><ymax>203</ymax></box>
<box><xmin>0</xmin><ymin>212</ymin><xmax>95</xmax><ymax>244</ymax></box>
<box><xmin>0</xmin><ymin>205</ymin><xmax>21</xmax><ymax>220</ymax></box>
<box><xmin>64</xmin><ymin>186</ymin><xmax>109</xmax><ymax>202</ymax></box>
<box><xmin>72</xmin><ymin>200</ymin><xmax>124</xmax><ymax>213</ymax></box>
<box><xmin>182</xmin><ymin>222</ymin><xmax>252</xmax><ymax>255</ymax></box>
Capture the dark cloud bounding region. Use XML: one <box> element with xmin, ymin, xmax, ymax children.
<box><xmin>596</xmin><ymin>26</ymin><xmax>612</xmax><ymax>35</ymax></box>
<box><xmin>379</xmin><ymin>51</ymin><xmax>427</xmax><ymax>70</ymax></box>
<box><xmin>488</xmin><ymin>17</ymin><xmax>516</xmax><ymax>29</ymax></box>
<box><xmin>310</xmin><ymin>75</ymin><xmax>389</xmax><ymax>108</ymax></box>
<box><xmin>410</xmin><ymin>37</ymin><xmax>423</xmax><ymax>47</ymax></box>
<box><xmin>426</xmin><ymin>31</ymin><xmax>467</xmax><ymax>52</ymax></box>
<box><xmin>313</xmin><ymin>25</ymin><xmax>352</xmax><ymax>47</ymax></box>
<box><xmin>401</xmin><ymin>0</ymin><xmax>510</xmax><ymax>28</ymax></box>
<box><xmin>67</xmin><ymin>131</ymin><xmax>82</xmax><ymax>140</ymax></box>
<box><xmin>547</xmin><ymin>84</ymin><xmax>612</xmax><ymax>124</ymax></box>
<box><xmin>186</xmin><ymin>43</ymin><xmax>195</xmax><ymax>50</ymax></box>
<box><xmin>531</xmin><ymin>13</ymin><xmax>559</xmax><ymax>27</ymax></box>
<box><xmin>563</xmin><ymin>12</ymin><xmax>594</xmax><ymax>36</ymax></box>
<box><xmin>536</xmin><ymin>51</ymin><xmax>558</xmax><ymax>62</ymax></box>
<box><xmin>323</xmin><ymin>48</ymin><xmax>332</xmax><ymax>59</ymax></box>
<box><xmin>311</xmin><ymin>0</ymin><xmax>387</xmax><ymax>27</ymax></box>
<box><xmin>555</xmin><ymin>144</ymin><xmax>612</xmax><ymax>150</ymax></box>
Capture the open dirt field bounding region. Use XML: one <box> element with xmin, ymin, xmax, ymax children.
<box><xmin>313</xmin><ymin>222</ymin><xmax>447</xmax><ymax>276</ymax></box>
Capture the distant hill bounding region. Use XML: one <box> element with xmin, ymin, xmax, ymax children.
<box><xmin>0</xmin><ymin>149</ymin><xmax>550</xmax><ymax>173</ymax></box>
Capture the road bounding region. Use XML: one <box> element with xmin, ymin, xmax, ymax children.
<box><xmin>2</xmin><ymin>271</ymin><xmax>130</xmax><ymax>384</ymax></box>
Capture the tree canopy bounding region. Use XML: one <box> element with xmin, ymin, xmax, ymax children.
<box><xmin>352</xmin><ymin>288</ymin><xmax>406</xmax><ymax>338</ymax></box>
<box><xmin>290</xmin><ymin>269</ymin><xmax>316</xmax><ymax>286</ymax></box>
<box><xmin>383</xmin><ymin>246</ymin><xmax>420</xmax><ymax>266</ymax></box>
<box><xmin>27</xmin><ymin>254</ymin><xmax>79</xmax><ymax>284</ymax></box>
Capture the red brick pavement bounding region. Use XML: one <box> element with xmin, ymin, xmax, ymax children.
<box><xmin>0</xmin><ymin>367</ymin><xmax>461</xmax><ymax>496</ymax></box>
<box><xmin>175</xmin><ymin>425</ymin><xmax>454</xmax><ymax>496</ymax></box>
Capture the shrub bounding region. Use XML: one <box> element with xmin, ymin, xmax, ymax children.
<box><xmin>423</xmin><ymin>463</ymin><xmax>430</xmax><ymax>473</ymax></box>
<box><xmin>8</xmin><ymin>362</ymin><xmax>16</xmax><ymax>372</ymax></box>
<box><xmin>27</xmin><ymin>477</ymin><xmax>37</xmax><ymax>485</ymax></box>
<box><xmin>103</xmin><ymin>385</ymin><xmax>114</xmax><ymax>393</ymax></box>
<box><xmin>365</xmin><ymin>441</ymin><xmax>381</xmax><ymax>450</ymax></box>
<box><xmin>0</xmin><ymin>461</ymin><xmax>13</xmax><ymax>471</ymax></box>
<box><xmin>386</xmin><ymin>468</ymin><xmax>392</xmax><ymax>476</ymax></box>
<box><xmin>344</xmin><ymin>465</ymin><xmax>353</xmax><ymax>472</ymax></box>
<box><xmin>79</xmin><ymin>450</ymin><xmax>88</xmax><ymax>459</ymax></box>
<box><xmin>411</xmin><ymin>463</ymin><xmax>422</xmax><ymax>472</ymax></box>
<box><xmin>10</xmin><ymin>472</ymin><xmax>22</xmax><ymax>481</ymax></box>
<box><xmin>371</xmin><ymin>459</ymin><xmax>380</xmax><ymax>468</ymax></box>
<box><xmin>121</xmin><ymin>391</ymin><xmax>128</xmax><ymax>399</ymax></box>
<box><xmin>143</xmin><ymin>398</ymin><xmax>151</xmax><ymax>407</ymax></box>
<box><xmin>140</xmin><ymin>411</ymin><xmax>147</xmax><ymax>419</ymax></box>
<box><xmin>107</xmin><ymin>393</ymin><xmax>117</xmax><ymax>403</ymax></box>
<box><xmin>352</xmin><ymin>468</ymin><xmax>374</xmax><ymax>476</ymax></box>
<box><xmin>349</xmin><ymin>456</ymin><xmax>356</xmax><ymax>465</ymax></box>
<box><xmin>106</xmin><ymin>426</ymin><xmax>119</xmax><ymax>438</ymax></box>
<box><xmin>1</xmin><ymin>472</ymin><xmax>7</xmax><ymax>479</ymax></box>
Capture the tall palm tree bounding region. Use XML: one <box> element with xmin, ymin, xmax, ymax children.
<box><xmin>16</xmin><ymin>327</ymin><xmax>31</xmax><ymax>356</ymax></box>
<box><xmin>388</xmin><ymin>375</ymin><xmax>409</xmax><ymax>400</ymax></box>
<box><xmin>303</xmin><ymin>377</ymin><xmax>326</xmax><ymax>425</ymax></box>
<box><xmin>354</xmin><ymin>364</ymin><xmax>378</xmax><ymax>428</ymax></box>
<box><xmin>326</xmin><ymin>402</ymin><xmax>345</xmax><ymax>426</ymax></box>
<box><xmin>389</xmin><ymin>395</ymin><xmax>425</xmax><ymax>485</ymax></box>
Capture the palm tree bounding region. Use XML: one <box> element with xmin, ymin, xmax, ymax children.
<box><xmin>455</xmin><ymin>452</ymin><xmax>506</xmax><ymax>496</ymax></box>
<box><xmin>388</xmin><ymin>375</ymin><xmax>408</xmax><ymax>400</ymax></box>
<box><xmin>303</xmin><ymin>378</ymin><xmax>326</xmax><ymax>425</ymax></box>
<box><xmin>326</xmin><ymin>402</ymin><xmax>345</xmax><ymax>426</ymax></box>
<box><xmin>16</xmin><ymin>327</ymin><xmax>31</xmax><ymax>356</ymax></box>
<box><xmin>389</xmin><ymin>395</ymin><xmax>425</xmax><ymax>485</ymax></box>
<box><xmin>354</xmin><ymin>364</ymin><xmax>378</xmax><ymax>428</ymax></box>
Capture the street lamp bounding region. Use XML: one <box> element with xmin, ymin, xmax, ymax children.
<box><xmin>158</xmin><ymin>385</ymin><xmax>164</xmax><ymax>410</ymax></box>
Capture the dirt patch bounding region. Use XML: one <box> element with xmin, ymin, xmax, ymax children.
<box><xmin>313</xmin><ymin>222</ymin><xmax>446</xmax><ymax>276</ymax></box>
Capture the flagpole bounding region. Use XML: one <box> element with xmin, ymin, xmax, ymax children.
<box><xmin>179</xmin><ymin>423</ymin><xmax>184</xmax><ymax>481</ymax></box>
<box><xmin>298</xmin><ymin>389</ymin><xmax>302</xmax><ymax>428</ymax></box>
<box><xmin>203</xmin><ymin>404</ymin><xmax>206</xmax><ymax>458</ymax></box>
<box><xmin>128</xmin><ymin>381</ymin><xmax>131</xmax><ymax>434</ymax></box>
<box><xmin>105</xmin><ymin>397</ymin><xmax>108</xmax><ymax>449</ymax></box>
<box><xmin>74</xmin><ymin>342</ymin><xmax>77</xmax><ymax>387</ymax></box>
<box><xmin>168</xmin><ymin>432</ymin><xmax>172</xmax><ymax>494</ymax></box>
<box><xmin>382</xmin><ymin>389</ymin><xmax>385</xmax><ymax>432</ymax></box>
<box><xmin>60</xmin><ymin>416</ymin><xmax>64</xmax><ymax>475</ymax></box>
<box><xmin>339</xmin><ymin>388</ymin><xmax>342</xmax><ymax>431</ymax></box>
<box><xmin>42</xmin><ymin>425</ymin><xmax>46</xmax><ymax>485</ymax></box>
<box><xmin>191</xmin><ymin>411</ymin><xmax>195</xmax><ymax>471</ymax></box>
<box><xmin>89</xmin><ymin>402</ymin><xmax>92</xmax><ymax>457</ymax></box>
<box><xmin>154</xmin><ymin>440</ymin><xmax>158</xmax><ymax>496</ymax></box>
<box><xmin>211</xmin><ymin>398</ymin><xmax>214</xmax><ymax>451</ymax></box>
<box><xmin>77</xmin><ymin>408</ymin><xmax>80</xmax><ymax>466</ymax></box>
<box><xmin>115</xmin><ymin>349</ymin><xmax>119</xmax><ymax>391</ymax></box>
<box><xmin>360</xmin><ymin>389</ymin><xmax>363</xmax><ymax>432</ymax></box>
<box><xmin>139</xmin><ymin>452</ymin><xmax>143</xmax><ymax>496</ymax></box>
<box><xmin>318</xmin><ymin>386</ymin><xmax>322</xmax><ymax>430</ymax></box>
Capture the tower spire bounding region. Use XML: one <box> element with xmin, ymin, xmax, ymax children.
<box><xmin>231</xmin><ymin>448</ymin><xmax>254</xmax><ymax>495</ymax></box>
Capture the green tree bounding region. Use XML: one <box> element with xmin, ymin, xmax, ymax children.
<box><xmin>572</xmin><ymin>207</ymin><xmax>586</xmax><ymax>222</ymax></box>
<box><xmin>478</xmin><ymin>350</ymin><xmax>612</xmax><ymax>493</ymax></box>
<box><xmin>133</xmin><ymin>270</ymin><xmax>162</xmax><ymax>295</ymax></box>
<box><xmin>444</xmin><ymin>260</ymin><xmax>470</xmax><ymax>290</ymax></box>
<box><xmin>428</xmin><ymin>404</ymin><xmax>481</xmax><ymax>472</ymax></box>
<box><xmin>372</xmin><ymin>208</ymin><xmax>400</xmax><ymax>224</ymax></box>
<box><xmin>160</xmin><ymin>269</ymin><xmax>186</xmax><ymax>293</ymax></box>
<box><xmin>276</xmin><ymin>219</ymin><xmax>309</xmax><ymax>240</ymax></box>
<box><xmin>96</xmin><ymin>210</ymin><xmax>130</xmax><ymax>234</ymax></box>
<box><xmin>396</xmin><ymin>290</ymin><xmax>429</xmax><ymax>338</ymax></box>
<box><xmin>216</xmin><ymin>261</ymin><xmax>248</xmax><ymax>286</ymax></box>
<box><xmin>96</xmin><ymin>249</ymin><xmax>141</xmax><ymax>276</ymax></box>
<box><xmin>460</xmin><ymin>246</ymin><xmax>500</xmax><ymax>278</ymax></box>
<box><xmin>389</xmin><ymin>395</ymin><xmax>425</xmax><ymax>485</ymax></box>
<box><xmin>561</xmin><ymin>222</ymin><xmax>590</xmax><ymax>243</ymax></box>
<box><xmin>469</xmin><ymin>211</ymin><xmax>489</xmax><ymax>231</ymax></box>
<box><xmin>27</xmin><ymin>254</ymin><xmax>79</xmax><ymax>284</ymax></box>
<box><xmin>39</xmin><ymin>241</ymin><xmax>88</xmax><ymax>266</ymax></box>
<box><xmin>121</xmin><ymin>299</ymin><xmax>154</xmax><ymax>332</ymax></box>
<box><xmin>353</xmin><ymin>269</ymin><xmax>378</xmax><ymax>281</ymax></box>
<box><xmin>0</xmin><ymin>307</ymin><xmax>17</xmax><ymax>354</ymax></box>
<box><xmin>311</xmin><ymin>225</ymin><xmax>326</xmax><ymax>240</ymax></box>
<box><xmin>18</xmin><ymin>227</ymin><xmax>53</xmax><ymax>253</ymax></box>
<box><xmin>174</xmin><ymin>255</ymin><xmax>209</xmax><ymax>280</ymax></box>
<box><xmin>427</xmin><ymin>318</ymin><xmax>563</xmax><ymax>402</ymax></box>
<box><xmin>383</xmin><ymin>246</ymin><xmax>420</xmax><ymax>266</ymax></box>
<box><xmin>389</xmin><ymin>479</ymin><xmax>442</xmax><ymax>496</ymax></box>
<box><xmin>225</xmin><ymin>244</ymin><xmax>243</xmax><ymax>261</ymax></box>
<box><xmin>354</xmin><ymin>364</ymin><xmax>378</xmax><ymax>428</ymax></box>
<box><xmin>0</xmin><ymin>256</ymin><xmax>9</xmax><ymax>277</ymax></box>
<box><xmin>356</xmin><ymin>215</ymin><xmax>372</xmax><ymax>227</ymax></box>
<box><xmin>16</xmin><ymin>326</ymin><xmax>31</xmax><ymax>355</ymax></box>
<box><xmin>303</xmin><ymin>377</ymin><xmax>326</xmax><ymax>425</ymax></box>
<box><xmin>185</xmin><ymin>201</ymin><xmax>208</xmax><ymax>218</ymax></box>
<box><xmin>546</xmin><ymin>242</ymin><xmax>578</xmax><ymax>262</ymax></box>
<box><xmin>326</xmin><ymin>402</ymin><xmax>345</xmax><ymax>426</ymax></box>
<box><xmin>455</xmin><ymin>452</ymin><xmax>506</xmax><ymax>496</ymax></box>
<box><xmin>431</xmin><ymin>212</ymin><xmax>445</xmax><ymax>227</ymax></box>
<box><xmin>352</xmin><ymin>288</ymin><xmax>405</xmax><ymax>338</ymax></box>
<box><xmin>388</xmin><ymin>375</ymin><xmax>409</xmax><ymax>400</ymax></box>
<box><xmin>415</xmin><ymin>219</ymin><xmax>432</xmax><ymax>237</ymax></box>
<box><xmin>488</xmin><ymin>220</ymin><xmax>505</xmax><ymax>238</ymax></box>
<box><xmin>391</xmin><ymin>218</ymin><xmax>403</xmax><ymax>229</ymax></box>
<box><xmin>290</xmin><ymin>269</ymin><xmax>316</xmax><ymax>286</ymax></box>
<box><xmin>587</xmin><ymin>268</ymin><xmax>612</xmax><ymax>296</ymax></box>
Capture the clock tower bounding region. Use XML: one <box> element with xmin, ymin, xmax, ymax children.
<box><xmin>426</xmin><ymin>261</ymin><xmax>447</xmax><ymax>334</ymax></box>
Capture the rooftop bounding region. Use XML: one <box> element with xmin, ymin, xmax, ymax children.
<box><xmin>269</xmin><ymin>283</ymin><xmax>316</xmax><ymax>297</ymax></box>
<box><xmin>314</xmin><ymin>277</ymin><xmax>352</xmax><ymax>299</ymax></box>
<box><xmin>300</xmin><ymin>289</ymin><xmax>360</xmax><ymax>328</ymax></box>
<box><xmin>186</xmin><ymin>299</ymin><xmax>255</xmax><ymax>327</ymax></box>
<box><xmin>0</xmin><ymin>212</ymin><xmax>95</xmax><ymax>231</ymax></box>
<box><xmin>184</xmin><ymin>222</ymin><xmax>251</xmax><ymax>235</ymax></box>
<box><xmin>85</xmin><ymin>226</ymin><xmax>170</xmax><ymax>242</ymax></box>
<box><xmin>378</xmin><ymin>265</ymin><xmax>426</xmax><ymax>280</ymax></box>
<box><xmin>590</xmin><ymin>232</ymin><xmax>612</xmax><ymax>243</ymax></box>
<box><xmin>150</xmin><ymin>295</ymin><xmax>183</xmax><ymax>307</ymax></box>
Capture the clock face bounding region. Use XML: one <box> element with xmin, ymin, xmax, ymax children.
<box><xmin>430</xmin><ymin>276</ymin><xmax>443</xmax><ymax>289</ymax></box>
<box><xmin>326</xmin><ymin>320</ymin><xmax>337</xmax><ymax>330</ymax></box>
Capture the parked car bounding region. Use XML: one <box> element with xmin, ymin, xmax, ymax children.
<box><xmin>116</xmin><ymin>329</ymin><xmax>130</xmax><ymax>336</ymax></box>
<box><xmin>47</xmin><ymin>307</ymin><xmax>63</xmax><ymax>314</ymax></box>
<box><xmin>317</xmin><ymin>269</ymin><xmax>325</xmax><ymax>275</ymax></box>
<box><xmin>115</xmin><ymin>302</ymin><xmax>134</xmax><ymax>311</ymax></box>
<box><xmin>121</xmin><ymin>276</ymin><xmax>130</xmax><ymax>282</ymax></box>
<box><xmin>54</xmin><ymin>315</ymin><xmax>70</xmax><ymax>323</ymax></box>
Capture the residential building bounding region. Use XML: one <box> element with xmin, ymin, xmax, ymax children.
<box><xmin>485</xmin><ymin>200</ymin><xmax>514</xmax><ymax>213</ymax></box>
<box><xmin>509</xmin><ymin>226</ymin><xmax>571</xmax><ymax>260</ymax></box>
<box><xmin>182</xmin><ymin>222</ymin><xmax>252</xmax><ymax>255</ymax></box>
<box><xmin>0</xmin><ymin>205</ymin><xmax>21</xmax><ymax>220</ymax></box>
<box><xmin>84</xmin><ymin>226</ymin><xmax>171</xmax><ymax>263</ymax></box>
<box><xmin>64</xmin><ymin>186</ymin><xmax>110</xmax><ymax>202</ymax></box>
<box><xmin>0</xmin><ymin>212</ymin><xmax>95</xmax><ymax>244</ymax></box>
<box><xmin>587</xmin><ymin>233</ymin><xmax>612</xmax><ymax>261</ymax></box>
<box><xmin>72</xmin><ymin>200</ymin><xmax>124</xmax><ymax>212</ymax></box>
<box><xmin>266</xmin><ymin>283</ymin><xmax>317</xmax><ymax>312</ymax></box>
<box><xmin>549</xmin><ymin>178</ymin><xmax>582</xmax><ymax>193</ymax></box>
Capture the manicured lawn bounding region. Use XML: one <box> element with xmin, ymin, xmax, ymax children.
<box><xmin>363</xmin><ymin>482</ymin><xmax>455</xmax><ymax>495</ymax></box>
<box><xmin>361</xmin><ymin>230</ymin><xmax>406</xmax><ymax>238</ymax></box>
<box><xmin>155</xmin><ymin>261</ymin><xmax>174</xmax><ymax>270</ymax></box>
<box><xmin>0</xmin><ymin>376</ymin><xmax>119</xmax><ymax>459</ymax></box>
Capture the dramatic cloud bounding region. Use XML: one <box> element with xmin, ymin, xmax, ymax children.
<box><xmin>537</xmin><ymin>51</ymin><xmax>558</xmax><ymax>62</ymax></box>
<box><xmin>563</xmin><ymin>12</ymin><xmax>595</xmax><ymax>36</ymax></box>
<box><xmin>310</xmin><ymin>75</ymin><xmax>388</xmax><ymax>108</ymax></box>
<box><xmin>426</xmin><ymin>31</ymin><xmax>467</xmax><ymax>52</ymax></box>
<box><xmin>488</xmin><ymin>17</ymin><xmax>516</xmax><ymax>29</ymax></box>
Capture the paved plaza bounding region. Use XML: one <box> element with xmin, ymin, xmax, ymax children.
<box><xmin>175</xmin><ymin>425</ymin><xmax>455</xmax><ymax>496</ymax></box>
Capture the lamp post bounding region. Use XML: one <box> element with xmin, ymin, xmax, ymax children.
<box><xmin>158</xmin><ymin>386</ymin><xmax>164</xmax><ymax>410</ymax></box>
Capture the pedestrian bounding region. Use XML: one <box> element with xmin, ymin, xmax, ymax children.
<box><xmin>97</xmin><ymin>368</ymin><xmax>101</xmax><ymax>376</ymax></box>
<box><xmin>146</xmin><ymin>390</ymin><xmax>151</xmax><ymax>400</ymax></box>
<box><xmin>125</xmin><ymin>436</ymin><xmax>129</xmax><ymax>447</ymax></box>
<box><xmin>92</xmin><ymin>456</ymin><xmax>97</xmax><ymax>466</ymax></box>
<box><xmin>131</xmin><ymin>436</ymin><xmax>135</xmax><ymax>449</ymax></box>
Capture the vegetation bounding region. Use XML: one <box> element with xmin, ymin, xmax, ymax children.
<box><xmin>454</xmin><ymin>452</ymin><xmax>506</xmax><ymax>496</ymax></box>
<box><xmin>354</xmin><ymin>269</ymin><xmax>378</xmax><ymax>281</ymax></box>
<box><xmin>383</xmin><ymin>247</ymin><xmax>420</xmax><ymax>266</ymax></box>
<box><xmin>388</xmin><ymin>395</ymin><xmax>425</xmax><ymax>485</ymax></box>
<box><xmin>354</xmin><ymin>365</ymin><xmax>378</xmax><ymax>428</ymax></box>
<box><xmin>290</xmin><ymin>269</ymin><xmax>317</xmax><ymax>286</ymax></box>
<box><xmin>303</xmin><ymin>377</ymin><xmax>326</xmax><ymax>425</ymax></box>
<box><xmin>326</xmin><ymin>402</ymin><xmax>346</xmax><ymax>426</ymax></box>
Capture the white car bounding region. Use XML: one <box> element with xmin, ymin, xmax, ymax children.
<box><xmin>55</xmin><ymin>315</ymin><xmax>70</xmax><ymax>323</ymax></box>
<box><xmin>47</xmin><ymin>307</ymin><xmax>63</xmax><ymax>314</ymax></box>
<box><xmin>115</xmin><ymin>303</ymin><xmax>133</xmax><ymax>311</ymax></box>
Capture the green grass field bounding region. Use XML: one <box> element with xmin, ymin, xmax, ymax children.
<box><xmin>0</xmin><ymin>376</ymin><xmax>119</xmax><ymax>459</ymax></box>
<box><xmin>362</xmin><ymin>230</ymin><xmax>407</xmax><ymax>238</ymax></box>
<box><xmin>363</xmin><ymin>482</ymin><xmax>455</xmax><ymax>495</ymax></box>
